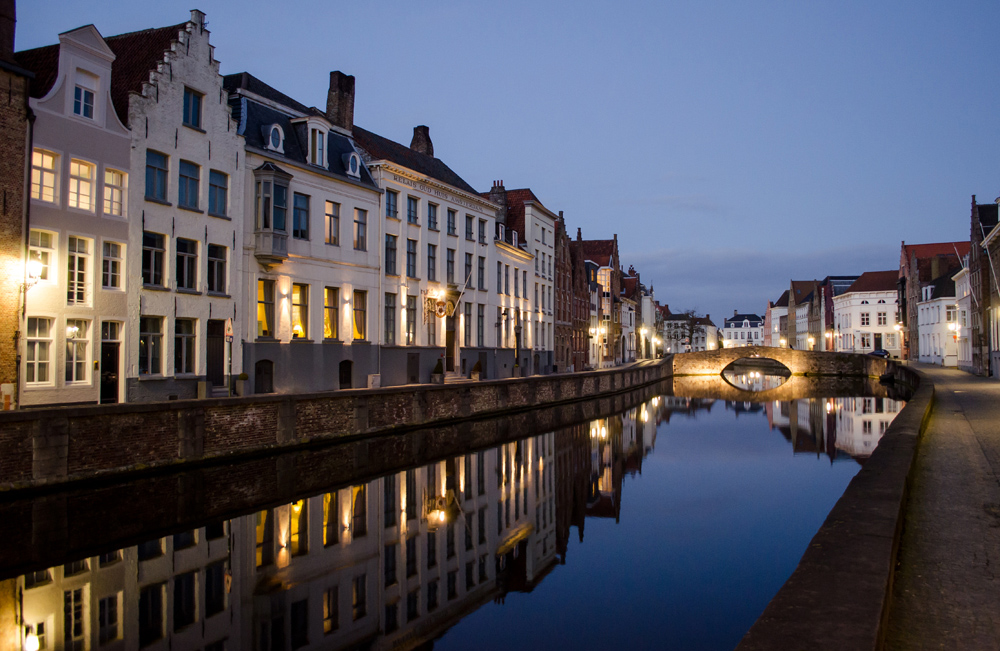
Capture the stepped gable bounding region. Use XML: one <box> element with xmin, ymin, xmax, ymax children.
<box><xmin>581</xmin><ymin>240</ymin><xmax>615</xmax><ymax>267</ymax></box>
<box><xmin>16</xmin><ymin>22</ymin><xmax>187</xmax><ymax>126</ymax></box>
<box><xmin>352</xmin><ymin>125</ymin><xmax>477</xmax><ymax>195</ymax></box>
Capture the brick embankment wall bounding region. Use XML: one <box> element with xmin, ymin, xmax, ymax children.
<box><xmin>673</xmin><ymin>346</ymin><xmax>891</xmax><ymax>378</ymax></box>
<box><xmin>0</xmin><ymin>381</ymin><xmax>664</xmax><ymax>579</ymax></box>
<box><xmin>736</xmin><ymin>364</ymin><xmax>931</xmax><ymax>651</ymax></box>
<box><xmin>0</xmin><ymin>360</ymin><xmax>670</xmax><ymax>492</ymax></box>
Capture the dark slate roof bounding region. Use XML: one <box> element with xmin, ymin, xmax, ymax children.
<box><xmin>822</xmin><ymin>275</ymin><xmax>861</xmax><ymax>297</ymax></box>
<box><xmin>224</xmin><ymin>73</ymin><xmax>377</xmax><ymax>190</ymax></box>
<box><xmin>352</xmin><ymin>125</ymin><xmax>477</xmax><ymax>195</ymax></box>
<box><xmin>724</xmin><ymin>313</ymin><xmax>763</xmax><ymax>327</ymax></box>
<box><xmin>927</xmin><ymin>273</ymin><xmax>956</xmax><ymax>300</ymax></box>
<box><xmin>772</xmin><ymin>290</ymin><xmax>790</xmax><ymax>308</ymax></box>
<box><xmin>845</xmin><ymin>270</ymin><xmax>898</xmax><ymax>294</ymax></box>
<box><xmin>16</xmin><ymin>22</ymin><xmax>187</xmax><ymax>126</ymax></box>
<box><xmin>790</xmin><ymin>280</ymin><xmax>817</xmax><ymax>305</ymax></box>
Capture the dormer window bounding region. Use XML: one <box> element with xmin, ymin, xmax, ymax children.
<box><xmin>264</xmin><ymin>124</ymin><xmax>285</xmax><ymax>154</ymax></box>
<box><xmin>343</xmin><ymin>151</ymin><xmax>361</xmax><ymax>179</ymax></box>
<box><xmin>73</xmin><ymin>71</ymin><xmax>97</xmax><ymax>119</ymax></box>
<box><xmin>309</xmin><ymin>128</ymin><xmax>326</xmax><ymax>167</ymax></box>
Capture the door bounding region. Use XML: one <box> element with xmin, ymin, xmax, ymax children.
<box><xmin>445</xmin><ymin>315</ymin><xmax>456</xmax><ymax>372</ymax></box>
<box><xmin>407</xmin><ymin>353</ymin><xmax>420</xmax><ymax>384</ymax></box>
<box><xmin>339</xmin><ymin>360</ymin><xmax>353</xmax><ymax>389</ymax></box>
<box><xmin>874</xmin><ymin>333</ymin><xmax>883</xmax><ymax>350</ymax></box>
<box><xmin>100</xmin><ymin>341</ymin><xmax>119</xmax><ymax>404</ymax></box>
<box><xmin>207</xmin><ymin>320</ymin><xmax>226</xmax><ymax>387</ymax></box>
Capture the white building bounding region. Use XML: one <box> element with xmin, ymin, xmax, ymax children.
<box><xmin>19</xmin><ymin>25</ymin><xmax>134</xmax><ymax>407</ymax></box>
<box><xmin>832</xmin><ymin>396</ymin><xmax>902</xmax><ymax>457</ymax></box>
<box><xmin>832</xmin><ymin>271</ymin><xmax>902</xmax><ymax>357</ymax></box>
<box><xmin>126</xmin><ymin>12</ymin><xmax>246</xmax><ymax>401</ymax></box>
<box><xmin>917</xmin><ymin>274</ymin><xmax>958</xmax><ymax>366</ymax></box>
<box><xmin>722</xmin><ymin>312</ymin><xmax>764</xmax><ymax>348</ymax></box>
<box><xmin>764</xmin><ymin>291</ymin><xmax>789</xmax><ymax>347</ymax></box>
<box><xmin>225</xmin><ymin>71</ymin><xmax>382</xmax><ymax>393</ymax></box>
<box><xmin>954</xmin><ymin>262</ymin><xmax>973</xmax><ymax>372</ymax></box>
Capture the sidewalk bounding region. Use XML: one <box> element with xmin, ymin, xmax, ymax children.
<box><xmin>884</xmin><ymin>365</ymin><xmax>1000</xmax><ymax>650</ymax></box>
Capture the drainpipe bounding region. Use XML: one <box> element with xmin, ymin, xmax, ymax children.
<box><xmin>16</xmin><ymin>103</ymin><xmax>35</xmax><ymax>410</ymax></box>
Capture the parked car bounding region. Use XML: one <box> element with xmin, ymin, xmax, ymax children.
<box><xmin>868</xmin><ymin>349</ymin><xmax>891</xmax><ymax>359</ymax></box>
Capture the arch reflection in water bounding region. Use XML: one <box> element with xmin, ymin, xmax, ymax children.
<box><xmin>721</xmin><ymin>358</ymin><xmax>792</xmax><ymax>391</ymax></box>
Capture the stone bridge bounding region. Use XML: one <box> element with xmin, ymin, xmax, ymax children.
<box><xmin>671</xmin><ymin>346</ymin><xmax>895</xmax><ymax>402</ymax></box>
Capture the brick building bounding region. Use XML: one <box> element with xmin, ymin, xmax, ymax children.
<box><xmin>579</xmin><ymin>236</ymin><xmax>622</xmax><ymax>366</ymax></box>
<box><xmin>569</xmin><ymin>228</ymin><xmax>589</xmax><ymax>370</ymax></box>
<box><xmin>0</xmin><ymin>0</ymin><xmax>31</xmax><ymax>409</ymax></box>
<box><xmin>553</xmin><ymin>214</ymin><xmax>573</xmax><ymax>371</ymax></box>
<box><xmin>898</xmin><ymin>240</ymin><xmax>969</xmax><ymax>361</ymax></box>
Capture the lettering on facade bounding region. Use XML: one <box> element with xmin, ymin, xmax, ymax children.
<box><xmin>392</xmin><ymin>174</ymin><xmax>484</xmax><ymax>212</ymax></box>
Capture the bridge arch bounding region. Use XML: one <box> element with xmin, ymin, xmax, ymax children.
<box><xmin>672</xmin><ymin>346</ymin><xmax>887</xmax><ymax>379</ymax></box>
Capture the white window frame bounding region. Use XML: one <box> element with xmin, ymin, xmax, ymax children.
<box><xmin>29</xmin><ymin>229</ymin><xmax>56</xmax><ymax>284</ymax></box>
<box><xmin>102</xmin><ymin>241</ymin><xmax>123</xmax><ymax>290</ymax></box>
<box><xmin>31</xmin><ymin>148</ymin><xmax>59</xmax><ymax>204</ymax></box>
<box><xmin>25</xmin><ymin>317</ymin><xmax>54</xmax><ymax>385</ymax></box>
<box><xmin>103</xmin><ymin>168</ymin><xmax>127</xmax><ymax>217</ymax></box>
<box><xmin>66</xmin><ymin>236</ymin><xmax>91</xmax><ymax>306</ymax></box>
<box><xmin>68</xmin><ymin>159</ymin><xmax>96</xmax><ymax>212</ymax></box>
<box><xmin>73</xmin><ymin>70</ymin><xmax>97</xmax><ymax>120</ymax></box>
<box><xmin>65</xmin><ymin>318</ymin><xmax>91</xmax><ymax>384</ymax></box>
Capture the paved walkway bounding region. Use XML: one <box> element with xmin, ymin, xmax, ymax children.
<box><xmin>885</xmin><ymin>365</ymin><xmax>1000</xmax><ymax>650</ymax></box>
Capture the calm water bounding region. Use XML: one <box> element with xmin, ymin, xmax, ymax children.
<box><xmin>5</xmin><ymin>384</ymin><xmax>905</xmax><ymax>651</ymax></box>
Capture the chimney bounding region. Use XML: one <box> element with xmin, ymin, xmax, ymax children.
<box><xmin>410</xmin><ymin>125</ymin><xmax>433</xmax><ymax>157</ymax></box>
<box><xmin>0</xmin><ymin>0</ymin><xmax>15</xmax><ymax>63</ymax></box>
<box><xmin>488</xmin><ymin>180</ymin><xmax>507</xmax><ymax>225</ymax></box>
<box><xmin>576</xmin><ymin>227</ymin><xmax>582</xmax><ymax>241</ymax></box>
<box><xmin>931</xmin><ymin>256</ymin><xmax>940</xmax><ymax>280</ymax></box>
<box><xmin>189</xmin><ymin>9</ymin><xmax>206</xmax><ymax>30</ymax></box>
<box><xmin>326</xmin><ymin>71</ymin><xmax>355</xmax><ymax>132</ymax></box>
<box><xmin>734</xmin><ymin>309</ymin><xmax>738</xmax><ymax>316</ymax></box>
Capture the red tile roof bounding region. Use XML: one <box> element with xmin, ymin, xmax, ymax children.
<box><xmin>621</xmin><ymin>276</ymin><xmax>639</xmax><ymax>298</ymax></box>
<box><xmin>581</xmin><ymin>240</ymin><xmax>616</xmax><ymax>267</ymax></box>
<box><xmin>845</xmin><ymin>270</ymin><xmax>898</xmax><ymax>294</ymax></box>
<box><xmin>903</xmin><ymin>241</ymin><xmax>970</xmax><ymax>261</ymax></box>
<box><xmin>772</xmin><ymin>290</ymin><xmax>790</xmax><ymax>308</ymax></box>
<box><xmin>16</xmin><ymin>23</ymin><xmax>187</xmax><ymax>127</ymax></box>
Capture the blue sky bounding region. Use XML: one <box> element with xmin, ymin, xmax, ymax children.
<box><xmin>19</xmin><ymin>1</ymin><xmax>1000</xmax><ymax>322</ymax></box>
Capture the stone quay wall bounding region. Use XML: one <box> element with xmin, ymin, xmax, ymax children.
<box><xmin>0</xmin><ymin>360</ymin><xmax>669</xmax><ymax>492</ymax></box>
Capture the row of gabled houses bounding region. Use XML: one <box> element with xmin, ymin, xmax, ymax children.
<box><xmin>749</xmin><ymin>194</ymin><xmax>1000</xmax><ymax>375</ymax></box>
<box><xmin>0</xmin><ymin>7</ymin><xmax>672</xmax><ymax>409</ymax></box>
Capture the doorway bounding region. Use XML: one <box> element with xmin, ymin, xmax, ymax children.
<box><xmin>100</xmin><ymin>321</ymin><xmax>120</xmax><ymax>404</ymax></box>
<box><xmin>445</xmin><ymin>315</ymin><xmax>456</xmax><ymax>372</ymax></box>
<box><xmin>874</xmin><ymin>333</ymin><xmax>883</xmax><ymax>350</ymax></box>
<box><xmin>339</xmin><ymin>360</ymin><xmax>353</xmax><ymax>389</ymax></box>
<box><xmin>407</xmin><ymin>353</ymin><xmax>420</xmax><ymax>384</ymax></box>
<box><xmin>207</xmin><ymin>320</ymin><xmax>226</xmax><ymax>388</ymax></box>
<box><xmin>255</xmin><ymin>360</ymin><xmax>274</xmax><ymax>393</ymax></box>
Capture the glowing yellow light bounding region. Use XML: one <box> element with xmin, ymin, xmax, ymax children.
<box><xmin>25</xmin><ymin>632</ymin><xmax>40</xmax><ymax>651</ymax></box>
<box><xmin>26</xmin><ymin>258</ymin><xmax>43</xmax><ymax>281</ymax></box>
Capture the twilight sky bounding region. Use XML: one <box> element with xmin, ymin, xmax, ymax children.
<box><xmin>20</xmin><ymin>1</ymin><xmax>1000</xmax><ymax>323</ymax></box>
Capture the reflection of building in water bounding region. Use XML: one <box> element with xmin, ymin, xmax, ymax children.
<box><xmin>764</xmin><ymin>397</ymin><xmax>904</xmax><ymax>462</ymax></box>
<box><xmin>830</xmin><ymin>397</ymin><xmax>902</xmax><ymax>458</ymax></box>
<box><xmin>14</xmin><ymin>435</ymin><xmax>559</xmax><ymax>651</ymax></box>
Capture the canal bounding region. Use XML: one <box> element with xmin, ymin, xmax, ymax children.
<box><xmin>2</xmin><ymin>377</ymin><xmax>908</xmax><ymax>651</ymax></box>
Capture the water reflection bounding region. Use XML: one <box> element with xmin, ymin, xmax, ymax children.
<box><xmin>9</xmin><ymin>391</ymin><xmax>904</xmax><ymax>651</ymax></box>
<box><xmin>721</xmin><ymin>359</ymin><xmax>791</xmax><ymax>391</ymax></box>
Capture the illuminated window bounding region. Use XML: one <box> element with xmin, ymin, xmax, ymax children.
<box><xmin>406</xmin><ymin>295</ymin><xmax>416</xmax><ymax>346</ymax></box>
<box><xmin>25</xmin><ymin>317</ymin><xmax>52</xmax><ymax>384</ymax></box>
<box><xmin>323</xmin><ymin>588</ymin><xmax>338</xmax><ymax>633</ymax></box>
<box><xmin>351</xmin><ymin>485</ymin><xmax>367</xmax><ymax>537</ymax></box>
<box><xmin>64</xmin><ymin>319</ymin><xmax>89</xmax><ymax>383</ymax></box>
<box><xmin>255</xmin><ymin>510</ymin><xmax>274</xmax><ymax>568</ymax></box>
<box><xmin>322</xmin><ymin>492</ymin><xmax>338</xmax><ymax>546</ymax></box>
<box><xmin>257</xmin><ymin>280</ymin><xmax>275</xmax><ymax>338</ymax></box>
<box><xmin>103</xmin><ymin>169</ymin><xmax>127</xmax><ymax>216</ymax></box>
<box><xmin>28</xmin><ymin>230</ymin><xmax>54</xmax><ymax>281</ymax></box>
<box><xmin>324</xmin><ymin>287</ymin><xmax>339</xmax><ymax>339</ymax></box>
<box><xmin>290</xmin><ymin>499</ymin><xmax>308</xmax><ymax>556</ymax></box>
<box><xmin>353</xmin><ymin>290</ymin><xmax>367</xmax><ymax>340</ymax></box>
<box><xmin>309</xmin><ymin>127</ymin><xmax>325</xmax><ymax>167</ymax></box>
<box><xmin>67</xmin><ymin>159</ymin><xmax>95</xmax><ymax>211</ymax></box>
<box><xmin>66</xmin><ymin>236</ymin><xmax>90</xmax><ymax>305</ymax></box>
<box><xmin>292</xmin><ymin>283</ymin><xmax>308</xmax><ymax>339</ymax></box>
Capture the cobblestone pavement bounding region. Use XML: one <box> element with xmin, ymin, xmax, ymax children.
<box><xmin>884</xmin><ymin>365</ymin><xmax>1000</xmax><ymax>650</ymax></box>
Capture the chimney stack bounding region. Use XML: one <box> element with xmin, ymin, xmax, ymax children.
<box><xmin>489</xmin><ymin>180</ymin><xmax>507</xmax><ymax>224</ymax></box>
<box><xmin>576</xmin><ymin>227</ymin><xmax>582</xmax><ymax>241</ymax></box>
<box><xmin>0</xmin><ymin>0</ymin><xmax>15</xmax><ymax>63</ymax></box>
<box><xmin>326</xmin><ymin>71</ymin><xmax>355</xmax><ymax>132</ymax></box>
<box><xmin>734</xmin><ymin>309</ymin><xmax>738</xmax><ymax>316</ymax></box>
<box><xmin>410</xmin><ymin>125</ymin><xmax>433</xmax><ymax>157</ymax></box>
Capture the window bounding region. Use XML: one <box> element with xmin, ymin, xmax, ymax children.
<box><xmin>427</xmin><ymin>579</ymin><xmax>439</xmax><ymax>612</ymax></box>
<box><xmin>406</xmin><ymin>469</ymin><xmax>417</xmax><ymax>519</ymax></box>
<box><xmin>465</xmin><ymin>253</ymin><xmax>473</xmax><ymax>289</ymax></box>
<box><xmin>323</xmin><ymin>587</ymin><xmax>338</xmax><ymax>633</ymax></box>
<box><xmin>351</xmin><ymin>484</ymin><xmax>367</xmax><ymax>537</ymax></box>
<box><xmin>477</xmin><ymin>304</ymin><xmax>485</xmax><ymax>347</ymax></box>
<box><xmin>877</xmin><ymin>311</ymin><xmax>887</xmax><ymax>326</ymax></box>
<box><xmin>466</xmin><ymin>215</ymin><xmax>474</xmax><ymax>240</ymax></box>
<box><xmin>138</xmin><ymin>583</ymin><xmax>164</xmax><ymax>646</ymax></box>
<box><xmin>29</xmin><ymin>230</ymin><xmax>54</xmax><ymax>281</ymax></box>
<box><xmin>428</xmin><ymin>203</ymin><xmax>438</xmax><ymax>229</ymax></box>
<box><xmin>65</xmin><ymin>588</ymin><xmax>86</xmax><ymax>649</ymax></box>
<box><xmin>325</xmin><ymin>201</ymin><xmax>340</xmax><ymax>245</ymax></box>
<box><xmin>447</xmin><ymin>209</ymin><xmax>457</xmax><ymax>235</ymax></box>
<box><xmin>100</xmin><ymin>241</ymin><xmax>123</xmax><ymax>290</ymax></box>
<box><xmin>386</xmin><ymin>190</ymin><xmax>398</xmax><ymax>219</ymax></box>
<box><xmin>861</xmin><ymin>312</ymin><xmax>870</xmax><ymax>327</ymax></box>
<box><xmin>385</xmin><ymin>234</ymin><xmax>397</xmax><ymax>275</ymax></box>
<box><xmin>385</xmin><ymin>603</ymin><xmax>398</xmax><ymax>634</ymax></box>
<box><xmin>523</xmin><ymin>270</ymin><xmax>527</xmax><ymax>298</ymax></box>
<box><xmin>145</xmin><ymin>150</ymin><xmax>168</xmax><ymax>202</ymax></box>
<box><xmin>447</xmin><ymin>522</ymin><xmax>456</xmax><ymax>558</ymax></box>
<box><xmin>464</xmin><ymin>302</ymin><xmax>472</xmax><ymax>346</ymax></box>
<box><xmin>98</xmin><ymin>594</ymin><xmax>119</xmax><ymax>644</ymax></box>
<box><xmin>353</xmin><ymin>290</ymin><xmax>367</xmax><ymax>340</ymax></box>
<box><xmin>25</xmin><ymin>317</ymin><xmax>52</xmax><ymax>384</ymax></box>
<box><xmin>139</xmin><ymin>317</ymin><xmax>163</xmax><ymax>375</ymax></box>
<box><xmin>208</xmin><ymin>170</ymin><xmax>227</xmax><ymax>216</ymax></box>
<box><xmin>257</xmin><ymin>279</ymin><xmax>275</xmax><ymax>337</ymax></box>
<box><xmin>406</xmin><ymin>536</ymin><xmax>417</xmax><ymax>577</ymax></box>
<box><xmin>323</xmin><ymin>492</ymin><xmax>338</xmax><ymax>546</ymax></box>
<box><xmin>447</xmin><ymin>249</ymin><xmax>455</xmax><ymax>283</ymax></box>
<box><xmin>174</xmin><ymin>571</ymin><xmax>197</xmax><ymax>630</ymax></box>
<box><xmin>31</xmin><ymin>149</ymin><xmax>58</xmax><ymax>202</ymax></box>
<box><xmin>65</xmin><ymin>319</ymin><xmax>89</xmax><ymax>382</ymax></box>
<box><xmin>66</xmin><ymin>236</ymin><xmax>89</xmax><ymax>304</ymax></box>
<box><xmin>176</xmin><ymin>238</ymin><xmax>197</xmax><ymax>290</ymax></box>
<box><xmin>256</xmin><ymin>510</ymin><xmax>274</xmax><ymax>567</ymax></box>
<box><xmin>178</xmin><ymin>161</ymin><xmax>200</xmax><ymax>210</ymax></box>
<box><xmin>292</xmin><ymin>284</ymin><xmax>308</xmax><ymax>339</ymax></box>
<box><xmin>290</xmin><ymin>599</ymin><xmax>309</xmax><ymax>649</ymax></box>
<box><xmin>352</xmin><ymin>575</ymin><xmax>367</xmax><ymax>620</ymax></box>
<box><xmin>137</xmin><ymin>538</ymin><xmax>163</xmax><ymax>560</ymax></box>
<box><xmin>384</xmin><ymin>293</ymin><xmax>396</xmax><ymax>345</ymax></box>
<box><xmin>407</xmin><ymin>196</ymin><xmax>419</xmax><ymax>224</ymax></box>
<box><xmin>324</xmin><ymin>287</ymin><xmax>339</xmax><ymax>339</ymax></box>
<box><xmin>205</xmin><ymin>561</ymin><xmax>226</xmax><ymax>617</ymax></box>
<box><xmin>207</xmin><ymin>244</ymin><xmax>226</xmax><ymax>294</ymax></box>
<box><xmin>74</xmin><ymin>76</ymin><xmax>95</xmax><ymax>119</ymax></box>
<box><xmin>514</xmin><ymin>267</ymin><xmax>519</xmax><ymax>297</ymax></box>
<box><xmin>293</xmin><ymin>193</ymin><xmax>310</xmax><ymax>239</ymax></box>
<box><xmin>290</xmin><ymin>499</ymin><xmax>308</xmax><ymax>555</ymax></box>
<box><xmin>407</xmin><ymin>589</ymin><xmax>419</xmax><ymax>622</ymax></box>
<box><xmin>505</xmin><ymin>265</ymin><xmax>510</xmax><ymax>295</ymax></box>
<box><xmin>406</xmin><ymin>295</ymin><xmax>416</xmax><ymax>346</ymax></box>
<box><xmin>478</xmin><ymin>219</ymin><xmax>486</xmax><ymax>244</ymax></box>
<box><xmin>354</xmin><ymin>208</ymin><xmax>367</xmax><ymax>250</ymax></box>
<box><xmin>479</xmin><ymin>506</ymin><xmax>487</xmax><ymax>542</ymax></box>
<box><xmin>99</xmin><ymin>549</ymin><xmax>122</xmax><ymax>566</ymax></box>
<box><xmin>466</xmin><ymin>561</ymin><xmax>475</xmax><ymax>588</ymax></box>
<box><xmin>427</xmin><ymin>306</ymin><xmax>436</xmax><ymax>344</ymax></box>
<box><xmin>497</xmin><ymin>261</ymin><xmax>502</xmax><ymax>293</ymax></box>
<box><xmin>175</xmin><ymin>319</ymin><xmax>195</xmax><ymax>374</ymax></box>
<box><xmin>447</xmin><ymin>570</ymin><xmax>457</xmax><ymax>600</ymax></box>
<box><xmin>183</xmin><ymin>87</ymin><xmax>203</xmax><ymax>129</ymax></box>
<box><xmin>309</xmin><ymin>127</ymin><xmax>325</xmax><ymax>167</ymax></box>
<box><xmin>406</xmin><ymin>239</ymin><xmax>417</xmax><ymax>278</ymax></box>
<box><xmin>427</xmin><ymin>530</ymin><xmax>437</xmax><ymax>569</ymax></box>
<box><xmin>254</xmin><ymin>177</ymin><xmax>289</xmax><ymax>231</ymax></box>
<box><xmin>477</xmin><ymin>256</ymin><xmax>485</xmax><ymax>290</ymax></box>
<box><xmin>428</xmin><ymin>244</ymin><xmax>437</xmax><ymax>281</ymax></box>
<box><xmin>385</xmin><ymin>543</ymin><xmax>397</xmax><ymax>586</ymax></box>
<box><xmin>142</xmin><ymin>232</ymin><xmax>165</xmax><ymax>286</ymax></box>
<box><xmin>68</xmin><ymin>159</ymin><xmax>95</xmax><ymax>211</ymax></box>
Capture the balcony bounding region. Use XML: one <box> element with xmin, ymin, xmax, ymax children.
<box><xmin>255</xmin><ymin>230</ymin><xmax>288</xmax><ymax>268</ymax></box>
